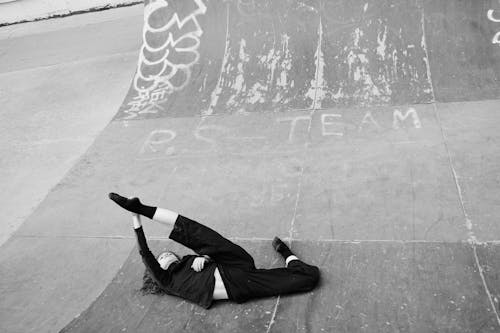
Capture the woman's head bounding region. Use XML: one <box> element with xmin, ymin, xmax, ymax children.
<box><xmin>157</xmin><ymin>251</ymin><xmax>179</xmax><ymax>270</ymax></box>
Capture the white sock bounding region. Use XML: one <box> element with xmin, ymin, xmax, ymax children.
<box><xmin>285</xmin><ymin>255</ymin><xmax>299</xmax><ymax>266</ymax></box>
<box><xmin>132</xmin><ymin>214</ymin><xmax>142</xmax><ymax>229</ymax></box>
<box><xmin>153</xmin><ymin>208</ymin><xmax>179</xmax><ymax>226</ymax></box>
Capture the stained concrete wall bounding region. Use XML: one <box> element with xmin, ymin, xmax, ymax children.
<box><xmin>0</xmin><ymin>0</ymin><xmax>142</xmax><ymax>25</ymax></box>
<box><xmin>115</xmin><ymin>0</ymin><xmax>500</xmax><ymax>120</ymax></box>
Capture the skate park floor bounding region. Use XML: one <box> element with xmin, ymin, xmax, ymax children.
<box><xmin>1</xmin><ymin>1</ymin><xmax>500</xmax><ymax>332</ymax></box>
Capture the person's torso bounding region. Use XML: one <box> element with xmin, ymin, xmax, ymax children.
<box><xmin>164</xmin><ymin>255</ymin><xmax>217</xmax><ymax>308</ymax></box>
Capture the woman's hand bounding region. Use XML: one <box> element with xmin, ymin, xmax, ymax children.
<box><xmin>191</xmin><ymin>256</ymin><xmax>209</xmax><ymax>272</ymax></box>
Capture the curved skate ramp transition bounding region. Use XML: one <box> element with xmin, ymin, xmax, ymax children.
<box><xmin>61</xmin><ymin>0</ymin><xmax>500</xmax><ymax>331</ymax></box>
<box><xmin>4</xmin><ymin>0</ymin><xmax>500</xmax><ymax>332</ymax></box>
<box><xmin>62</xmin><ymin>240</ymin><xmax>500</xmax><ymax>332</ymax></box>
<box><xmin>115</xmin><ymin>0</ymin><xmax>499</xmax><ymax>120</ymax></box>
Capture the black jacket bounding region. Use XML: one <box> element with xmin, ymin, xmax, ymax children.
<box><xmin>134</xmin><ymin>223</ymin><xmax>217</xmax><ymax>309</ymax></box>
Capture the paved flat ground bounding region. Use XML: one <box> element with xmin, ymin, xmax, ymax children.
<box><xmin>1</xmin><ymin>1</ymin><xmax>500</xmax><ymax>332</ymax></box>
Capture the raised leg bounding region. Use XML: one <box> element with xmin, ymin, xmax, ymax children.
<box><xmin>109</xmin><ymin>193</ymin><xmax>178</xmax><ymax>228</ymax></box>
<box><xmin>170</xmin><ymin>215</ymin><xmax>256</xmax><ymax>270</ymax></box>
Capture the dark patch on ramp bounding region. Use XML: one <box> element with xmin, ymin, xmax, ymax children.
<box><xmin>61</xmin><ymin>241</ymin><xmax>500</xmax><ymax>332</ymax></box>
<box><xmin>115</xmin><ymin>0</ymin><xmax>438</xmax><ymax>120</ymax></box>
<box><xmin>114</xmin><ymin>0</ymin><xmax>500</xmax><ymax>121</ymax></box>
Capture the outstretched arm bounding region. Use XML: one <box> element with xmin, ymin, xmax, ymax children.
<box><xmin>132</xmin><ymin>214</ymin><xmax>166</xmax><ymax>283</ymax></box>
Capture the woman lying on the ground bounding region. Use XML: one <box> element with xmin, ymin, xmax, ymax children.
<box><xmin>109</xmin><ymin>193</ymin><xmax>320</xmax><ymax>309</ymax></box>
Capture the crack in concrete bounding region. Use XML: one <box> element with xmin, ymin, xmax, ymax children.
<box><xmin>419</xmin><ymin>3</ymin><xmax>500</xmax><ymax>327</ymax></box>
<box><xmin>267</xmin><ymin>10</ymin><xmax>325</xmax><ymax>331</ymax></box>
<box><xmin>204</xmin><ymin>3</ymin><xmax>230</xmax><ymax>116</ymax></box>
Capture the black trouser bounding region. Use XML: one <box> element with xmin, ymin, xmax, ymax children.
<box><xmin>170</xmin><ymin>216</ymin><xmax>320</xmax><ymax>303</ymax></box>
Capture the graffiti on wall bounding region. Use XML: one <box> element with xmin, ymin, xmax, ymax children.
<box><xmin>236</xmin><ymin>0</ymin><xmax>257</xmax><ymax>17</ymax></box>
<box><xmin>487</xmin><ymin>9</ymin><xmax>500</xmax><ymax>44</ymax></box>
<box><xmin>122</xmin><ymin>0</ymin><xmax>207</xmax><ymax>119</ymax></box>
<box><xmin>138</xmin><ymin>107</ymin><xmax>423</xmax><ymax>158</ymax></box>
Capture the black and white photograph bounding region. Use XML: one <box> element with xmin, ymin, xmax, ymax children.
<box><xmin>1</xmin><ymin>0</ymin><xmax>499</xmax><ymax>332</ymax></box>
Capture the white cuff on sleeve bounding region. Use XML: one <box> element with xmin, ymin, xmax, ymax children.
<box><xmin>285</xmin><ymin>255</ymin><xmax>299</xmax><ymax>266</ymax></box>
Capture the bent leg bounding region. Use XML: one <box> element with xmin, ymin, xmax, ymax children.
<box><xmin>170</xmin><ymin>215</ymin><xmax>256</xmax><ymax>270</ymax></box>
<box><xmin>229</xmin><ymin>261</ymin><xmax>320</xmax><ymax>302</ymax></box>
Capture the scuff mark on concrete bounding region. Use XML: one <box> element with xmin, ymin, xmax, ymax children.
<box><xmin>273</xmin><ymin>33</ymin><xmax>292</xmax><ymax>104</ymax></box>
<box><xmin>226</xmin><ymin>38</ymin><xmax>249</xmax><ymax>109</ymax></box>
<box><xmin>306</xmin><ymin>17</ymin><xmax>326</xmax><ymax>109</ymax></box>
<box><xmin>204</xmin><ymin>4</ymin><xmax>231</xmax><ymax>116</ymax></box>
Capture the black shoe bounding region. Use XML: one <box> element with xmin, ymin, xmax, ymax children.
<box><xmin>272</xmin><ymin>237</ymin><xmax>293</xmax><ymax>259</ymax></box>
<box><xmin>108</xmin><ymin>192</ymin><xmax>157</xmax><ymax>219</ymax></box>
<box><xmin>108</xmin><ymin>193</ymin><xmax>141</xmax><ymax>212</ymax></box>
<box><xmin>272</xmin><ymin>237</ymin><xmax>285</xmax><ymax>251</ymax></box>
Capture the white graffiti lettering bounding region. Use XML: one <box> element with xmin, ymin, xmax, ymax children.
<box><xmin>140</xmin><ymin>129</ymin><xmax>177</xmax><ymax>155</ymax></box>
<box><xmin>358</xmin><ymin>110</ymin><xmax>381</xmax><ymax>132</ymax></box>
<box><xmin>393</xmin><ymin>107</ymin><xmax>422</xmax><ymax>129</ymax></box>
<box><xmin>277</xmin><ymin>116</ymin><xmax>311</xmax><ymax>142</ymax></box>
<box><xmin>488</xmin><ymin>9</ymin><xmax>500</xmax><ymax>44</ymax></box>
<box><xmin>493</xmin><ymin>31</ymin><xmax>500</xmax><ymax>44</ymax></box>
<box><xmin>249</xmin><ymin>183</ymin><xmax>290</xmax><ymax>207</ymax></box>
<box><xmin>321</xmin><ymin>113</ymin><xmax>344</xmax><ymax>136</ymax></box>
<box><xmin>138</xmin><ymin>108</ymin><xmax>423</xmax><ymax>158</ymax></box>
<box><xmin>193</xmin><ymin>125</ymin><xmax>227</xmax><ymax>151</ymax></box>
<box><xmin>236</xmin><ymin>0</ymin><xmax>256</xmax><ymax>17</ymax></box>
<box><xmin>487</xmin><ymin>9</ymin><xmax>500</xmax><ymax>23</ymax></box>
<box><xmin>123</xmin><ymin>0</ymin><xmax>207</xmax><ymax>119</ymax></box>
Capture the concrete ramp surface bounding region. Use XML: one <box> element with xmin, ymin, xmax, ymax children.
<box><xmin>116</xmin><ymin>0</ymin><xmax>499</xmax><ymax>120</ymax></box>
<box><xmin>61</xmin><ymin>240</ymin><xmax>500</xmax><ymax>332</ymax></box>
<box><xmin>1</xmin><ymin>0</ymin><xmax>500</xmax><ymax>332</ymax></box>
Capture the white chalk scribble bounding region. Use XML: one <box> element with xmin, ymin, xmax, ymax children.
<box><xmin>487</xmin><ymin>9</ymin><xmax>500</xmax><ymax>44</ymax></box>
<box><xmin>487</xmin><ymin>9</ymin><xmax>500</xmax><ymax>23</ymax></box>
<box><xmin>123</xmin><ymin>0</ymin><xmax>207</xmax><ymax>119</ymax></box>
